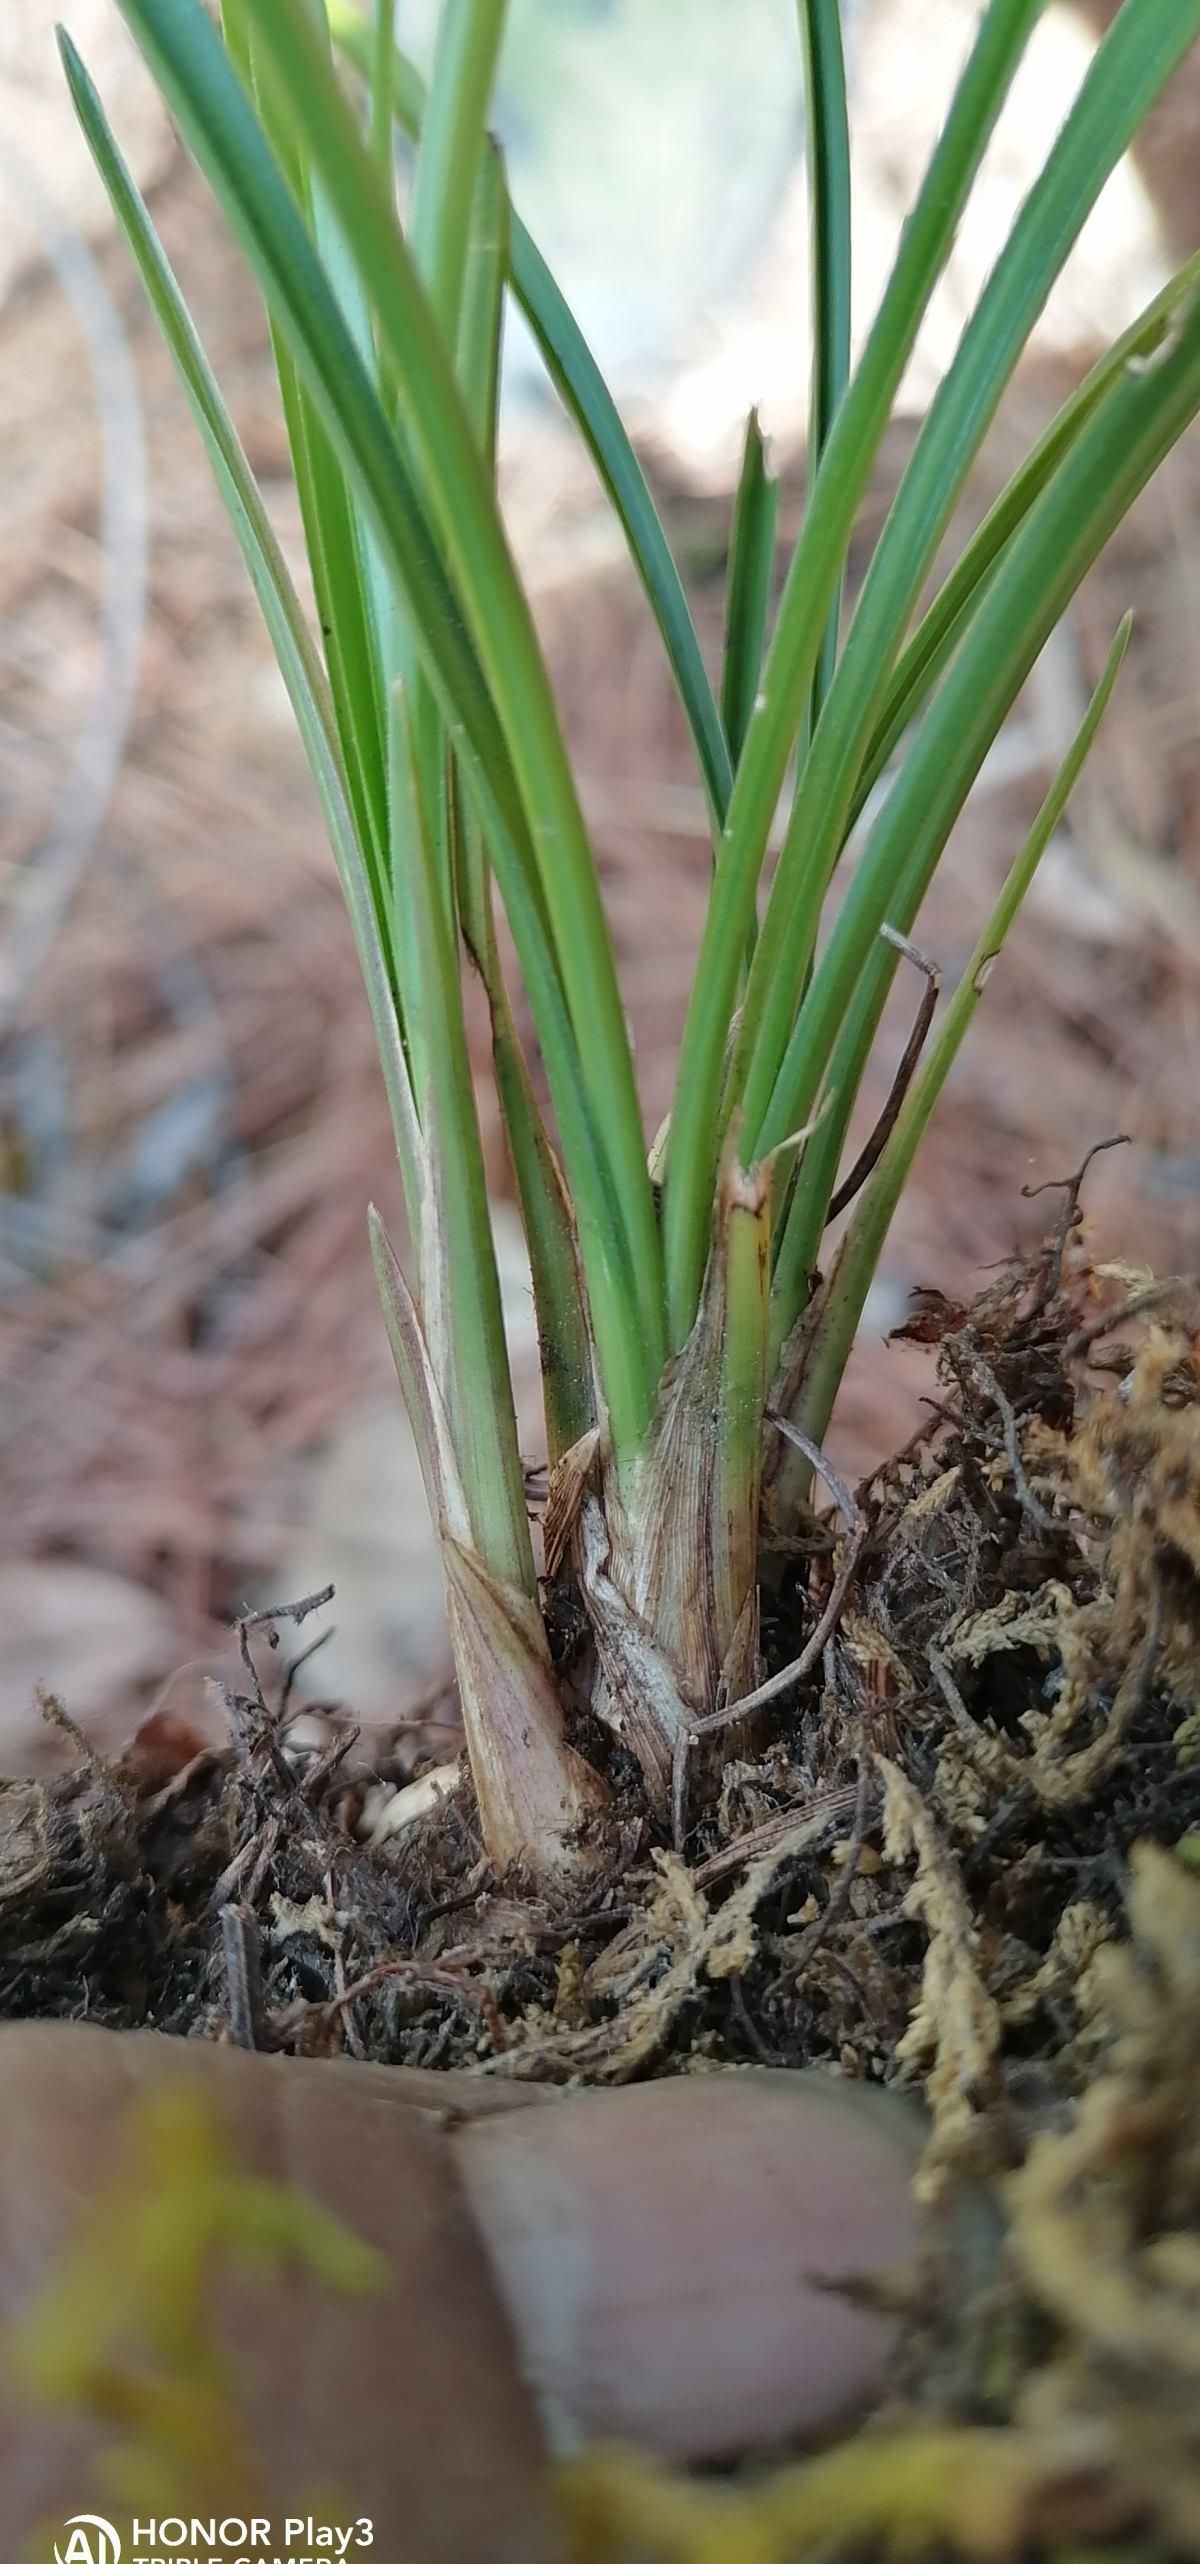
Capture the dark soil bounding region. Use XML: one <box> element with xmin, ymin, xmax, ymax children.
<box><xmin>4</xmin><ymin>1164</ymin><xmax>1200</xmax><ymax>2557</ymax></box>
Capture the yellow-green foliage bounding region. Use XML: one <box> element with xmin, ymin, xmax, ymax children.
<box><xmin>558</xmin><ymin>2427</ymin><xmax>1070</xmax><ymax>2564</ymax></box>
<box><xmin>11</xmin><ymin>2077</ymin><xmax>386</xmax><ymax>2525</ymax></box>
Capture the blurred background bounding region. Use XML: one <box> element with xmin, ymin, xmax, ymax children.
<box><xmin>0</xmin><ymin>0</ymin><xmax>1197</xmax><ymax>1771</ymax></box>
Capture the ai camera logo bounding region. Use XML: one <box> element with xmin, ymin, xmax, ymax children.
<box><xmin>54</xmin><ymin>2519</ymin><xmax>121</xmax><ymax>2564</ymax></box>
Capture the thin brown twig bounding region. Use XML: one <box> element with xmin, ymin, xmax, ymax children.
<box><xmin>209</xmin><ymin>1829</ymin><xmax>265</xmax><ymax>1915</ymax></box>
<box><xmin>956</xmin><ymin>1341</ymin><xmax>1056</xmax><ymax>1531</ymax></box>
<box><xmin>768</xmin><ymin>1418</ymin><xmax>861</xmax><ymax>1543</ymax></box>
<box><xmin>824</xmin><ymin>1945</ymin><xmax>881</xmax><ymax>2032</ymax></box>
<box><xmin>826</xmin><ymin>929</ymin><xmax>940</xmax><ymax>1226</ymax></box>
<box><xmin>1023</xmin><ymin>1133</ymin><xmax>1130</xmax><ymax>1314</ymax></box>
<box><xmin>741</xmin><ymin>1535</ymin><xmax>864</xmax><ymax>1717</ymax></box>
<box><xmin>232</xmin><ymin>1595</ymin><xmax>339</xmax><ymax>1809</ymax></box>
<box><xmin>326</xmin><ymin>1956</ymin><xmax>488</xmax><ymax>2019</ymax></box>
<box><xmin>928</xmin><ymin>1639</ymin><xmax>1008</xmax><ymax>1757</ymax></box>
<box><xmin>729</xmin><ymin>1971</ymin><xmax>782</xmax><ymax>2065</ymax></box>
<box><xmin>321</xmin><ymin>1859</ymin><xmax>367</xmax><ymax>2060</ymax></box>
<box><xmin>787</xmin><ymin>1757</ymin><xmax>873</xmax><ymax>1982</ymax></box>
<box><xmin>239</xmin><ymin>1585</ymin><xmax>335</xmax><ymax>1636</ymax></box>
<box><xmin>221</xmin><ymin>1901</ymin><xmax>267</xmax><ymax>2051</ymax></box>
<box><xmin>691</xmin><ymin>1787</ymin><xmax>859</xmax><ymax>1889</ymax></box>
<box><xmin>280</xmin><ymin>1624</ymin><xmax>335</xmax><ymax>1716</ymax></box>
<box><xmin>963</xmin><ymin>1780</ymin><xmax>1034</xmax><ymax>1877</ymax></box>
<box><xmin>298</xmin><ymin>1726</ymin><xmax>358</xmax><ymax>1803</ymax></box>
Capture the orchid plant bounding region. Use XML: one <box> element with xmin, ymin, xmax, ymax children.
<box><xmin>63</xmin><ymin>0</ymin><xmax>1200</xmax><ymax>1883</ymax></box>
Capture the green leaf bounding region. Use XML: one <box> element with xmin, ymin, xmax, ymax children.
<box><xmin>103</xmin><ymin>0</ymin><xmax>662</xmax><ymax>1457</ymax></box>
<box><xmin>737</xmin><ymin>0</ymin><xmax>1200</xmax><ymax>1178</ymax></box>
<box><xmin>369</xmin><ymin>0</ymin><xmax>392</xmax><ymax>175</ymax></box>
<box><xmin>510</xmin><ymin>228</ymin><xmax>733</xmax><ymax>839</ymax></box>
<box><xmin>792</xmin><ymin>615</ymin><xmax>1133</xmax><ymax>1454</ymax></box>
<box><xmin>448</xmin><ymin>163</ymin><xmax>597</xmax><ymax>1475</ymax></box>
<box><xmin>767</xmin><ymin>280</ymin><xmax>1200</xmax><ymax>1351</ymax></box>
<box><xmin>400</xmin><ymin>0</ymin><xmax>509</xmax><ymax>1071</ymax></box>
<box><xmin>391</xmin><ymin>684</ymin><xmax>534</xmax><ymax>1598</ymax></box>
<box><xmin>58</xmin><ymin>28</ymin><xmax>424</xmax><ymax>1254</ymax></box>
<box><xmin>449</xmin><ymin>145</ymin><xmax>594</xmax><ymax>1465</ymax></box>
<box><xmin>221</xmin><ymin>0</ymin><xmax>390</xmax><ymax>899</ymax></box>
<box><xmin>451</xmin><ymin>142</ymin><xmax>510</xmax><ymax>1015</ymax></box>
<box><xmin>664</xmin><ymin>0</ymin><xmax>1044</xmax><ymax>1348</ymax></box>
<box><xmin>408</xmin><ymin>0</ymin><xmax>507</xmax><ymax>346</ymax></box>
<box><xmin>721</xmin><ymin>409</ymin><xmax>779</xmax><ymax>769</ymax></box>
<box><xmin>491</xmin><ymin>997</ymin><xmax>597</xmax><ymax>1468</ymax></box>
<box><xmin>853</xmin><ymin>253</ymin><xmax>1200</xmax><ymax>816</ymax></box>
<box><xmin>326</xmin><ymin>0</ymin><xmax>733</xmax><ymax>837</ymax></box>
<box><xmin>458</xmin><ymin>137</ymin><xmax>509</xmax><ymax>466</ymax></box>
<box><xmin>237</xmin><ymin>0</ymin><xmax>665</xmax><ymax>1431</ymax></box>
<box><xmin>797</xmin><ymin>0</ymin><xmax>851</xmax><ymax>739</ymax></box>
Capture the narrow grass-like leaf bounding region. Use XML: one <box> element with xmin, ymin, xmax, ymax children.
<box><xmin>791</xmin><ymin>615</ymin><xmax>1132</xmax><ymax>1456</ymax></box>
<box><xmin>80</xmin><ymin>0</ymin><xmax>631</xmax><ymax>1468</ymax></box>
<box><xmin>103</xmin><ymin>0</ymin><xmax>661</xmax><ymax>1456</ymax></box>
<box><xmin>59</xmin><ymin>30</ymin><xmax>424</xmax><ymax>1251</ymax></box>
<box><xmin>230</xmin><ymin>0</ymin><xmax>666</xmax><ymax>1419</ymax></box>
<box><xmin>221</xmin><ymin>0</ymin><xmax>390</xmax><ymax>898</ymax></box>
<box><xmin>108</xmin><ymin>0</ymin><xmax>542</xmax><ymax>991</ymax></box>
<box><xmin>854</xmin><ymin>254</ymin><xmax>1200</xmax><ymax>817</ymax></box>
<box><xmin>326</xmin><ymin>0</ymin><xmax>732</xmax><ymax>837</ymax></box>
<box><xmin>766</xmin><ymin>287</ymin><xmax>1200</xmax><ymax>1352</ymax></box>
<box><xmin>275</xmin><ymin>3</ymin><xmax>409</xmax><ymax>766</ymax></box>
<box><xmin>449</xmin><ymin>147</ymin><xmax>594</xmax><ymax>1463</ymax></box>
<box><xmin>722</xmin><ymin>410</ymin><xmax>778</xmax><ymax>767</ymax></box>
<box><xmin>392</xmin><ymin>683</ymin><xmax>534</xmax><ymax>1598</ymax></box>
<box><xmin>663</xmin><ymin>0</ymin><xmax>1044</xmax><ymax>1348</ymax></box>
<box><xmin>452</xmin><ymin>141</ymin><xmax>509</xmax><ymax>961</ymax></box>
<box><xmin>709</xmin><ymin>1161</ymin><xmax>772</xmax><ymax>1702</ymax></box>
<box><xmin>736</xmin><ymin>0</ymin><xmax>1200</xmax><ymax>1179</ymax></box>
<box><xmin>487</xmin><ymin>982</ymin><xmax>597</xmax><ymax>1466</ymax></box>
<box><xmin>408</xmin><ymin>0</ymin><xmax>507</xmax><ymax>345</ymax></box>
<box><xmin>797</xmin><ymin>0</ymin><xmax>851</xmax><ymax>738</ymax></box>
<box><xmin>369</xmin><ymin>0</ymin><xmax>392</xmax><ymax>175</ymax></box>
<box><xmin>458</xmin><ymin>138</ymin><xmax>508</xmax><ymax>462</ymax></box>
<box><xmin>401</xmin><ymin>0</ymin><xmax>507</xmax><ymax>1002</ymax></box>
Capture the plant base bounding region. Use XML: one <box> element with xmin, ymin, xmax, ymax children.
<box><xmin>4</xmin><ymin>1208</ymin><xmax>1200</xmax><ymax>2557</ymax></box>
